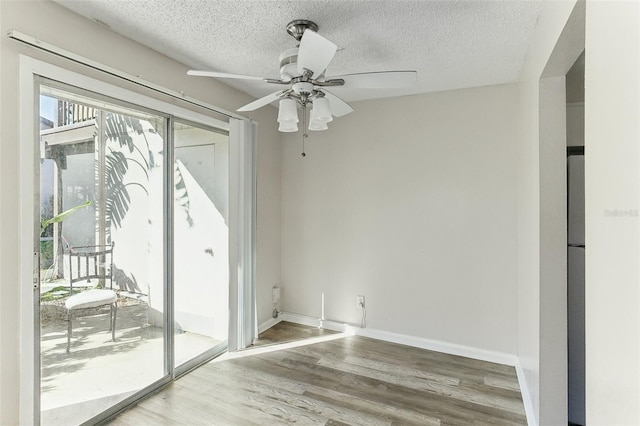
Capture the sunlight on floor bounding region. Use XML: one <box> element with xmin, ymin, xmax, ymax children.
<box><xmin>40</xmin><ymin>303</ymin><xmax>220</xmax><ymax>425</ymax></box>
<box><xmin>215</xmin><ymin>328</ymin><xmax>354</xmax><ymax>363</ymax></box>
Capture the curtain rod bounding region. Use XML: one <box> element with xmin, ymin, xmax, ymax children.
<box><xmin>7</xmin><ymin>29</ymin><xmax>247</xmax><ymax>122</ymax></box>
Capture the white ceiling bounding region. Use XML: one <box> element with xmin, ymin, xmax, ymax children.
<box><xmin>54</xmin><ymin>0</ymin><xmax>542</xmax><ymax>105</ymax></box>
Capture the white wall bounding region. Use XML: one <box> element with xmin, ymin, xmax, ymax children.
<box><xmin>517</xmin><ymin>1</ymin><xmax>640</xmax><ymax>424</ymax></box>
<box><xmin>516</xmin><ymin>1</ymin><xmax>579</xmax><ymax>423</ymax></box>
<box><xmin>538</xmin><ymin>75</ymin><xmax>568</xmax><ymax>425</ymax></box>
<box><xmin>281</xmin><ymin>84</ymin><xmax>519</xmax><ymax>355</ymax></box>
<box><xmin>566</xmin><ymin>103</ymin><xmax>584</xmax><ymax>147</ymax></box>
<box><xmin>0</xmin><ymin>2</ymin><xmax>280</xmax><ymax>424</ymax></box>
<box><xmin>585</xmin><ymin>1</ymin><xmax>640</xmax><ymax>423</ymax></box>
<box><xmin>566</xmin><ymin>52</ymin><xmax>585</xmax><ymax>146</ymax></box>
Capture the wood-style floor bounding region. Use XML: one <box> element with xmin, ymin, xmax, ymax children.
<box><xmin>108</xmin><ymin>323</ymin><xmax>527</xmax><ymax>425</ymax></box>
<box><xmin>252</xmin><ymin>321</ymin><xmax>339</xmax><ymax>347</ymax></box>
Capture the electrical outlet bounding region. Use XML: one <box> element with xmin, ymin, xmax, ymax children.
<box><xmin>356</xmin><ymin>295</ymin><xmax>365</xmax><ymax>309</ymax></box>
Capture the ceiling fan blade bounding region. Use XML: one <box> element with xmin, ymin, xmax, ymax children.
<box><xmin>188</xmin><ymin>70</ymin><xmax>267</xmax><ymax>81</ymax></box>
<box><xmin>321</xmin><ymin>90</ymin><xmax>354</xmax><ymax>117</ymax></box>
<box><xmin>329</xmin><ymin>71</ymin><xmax>417</xmax><ymax>89</ymax></box>
<box><xmin>237</xmin><ymin>91</ymin><xmax>286</xmax><ymax>112</ymax></box>
<box><xmin>297</xmin><ymin>30</ymin><xmax>337</xmax><ymax>78</ymax></box>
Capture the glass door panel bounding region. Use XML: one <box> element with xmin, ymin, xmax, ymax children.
<box><xmin>38</xmin><ymin>85</ymin><xmax>167</xmax><ymax>425</ymax></box>
<box><xmin>173</xmin><ymin>121</ymin><xmax>229</xmax><ymax>367</ymax></box>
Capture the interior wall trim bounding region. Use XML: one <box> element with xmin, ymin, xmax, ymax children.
<box><xmin>515</xmin><ymin>361</ymin><xmax>537</xmax><ymax>426</ymax></box>
<box><xmin>354</xmin><ymin>328</ymin><xmax>519</xmax><ymax>367</ymax></box>
<box><xmin>7</xmin><ymin>30</ymin><xmax>245</xmax><ymax>122</ymax></box>
<box><xmin>268</xmin><ymin>312</ymin><xmax>519</xmax><ymax>366</ymax></box>
<box><xmin>257</xmin><ymin>316</ymin><xmax>282</xmax><ymax>334</ymax></box>
<box><xmin>257</xmin><ymin>313</ymin><xmax>355</xmax><ymax>336</ymax></box>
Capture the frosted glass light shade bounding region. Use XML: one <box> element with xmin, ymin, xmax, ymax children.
<box><xmin>309</xmin><ymin>109</ymin><xmax>329</xmax><ymax>131</ymax></box>
<box><xmin>309</xmin><ymin>120</ymin><xmax>328</xmax><ymax>131</ymax></box>
<box><xmin>312</xmin><ymin>97</ymin><xmax>332</xmax><ymax>122</ymax></box>
<box><xmin>277</xmin><ymin>99</ymin><xmax>298</xmax><ymax>123</ymax></box>
<box><xmin>279</xmin><ymin>120</ymin><xmax>298</xmax><ymax>132</ymax></box>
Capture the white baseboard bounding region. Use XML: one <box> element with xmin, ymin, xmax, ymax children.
<box><xmin>319</xmin><ymin>319</ymin><xmax>352</xmax><ymax>332</ymax></box>
<box><xmin>354</xmin><ymin>327</ymin><xmax>519</xmax><ymax>367</ymax></box>
<box><xmin>257</xmin><ymin>316</ymin><xmax>282</xmax><ymax>334</ymax></box>
<box><xmin>258</xmin><ymin>312</ymin><xmax>347</xmax><ymax>334</ymax></box>
<box><xmin>279</xmin><ymin>311</ymin><xmax>518</xmax><ymax>366</ymax></box>
<box><xmin>515</xmin><ymin>361</ymin><xmax>537</xmax><ymax>426</ymax></box>
<box><xmin>279</xmin><ymin>312</ymin><xmax>321</xmax><ymax>328</ymax></box>
<box><xmin>280</xmin><ymin>312</ymin><xmax>362</xmax><ymax>333</ymax></box>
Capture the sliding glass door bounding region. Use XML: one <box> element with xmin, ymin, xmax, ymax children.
<box><xmin>39</xmin><ymin>84</ymin><xmax>167</xmax><ymax>425</ymax></box>
<box><xmin>36</xmin><ymin>81</ymin><xmax>231</xmax><ymax>425</ymax></box>
<box><xmin>173</xmin><ymin>121</ymin><xmax>229</xmax><ymax>368</ymax></box>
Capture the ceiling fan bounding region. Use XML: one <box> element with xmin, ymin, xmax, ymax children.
<box><xmin>188</xmin><ymin>19</ymin><xmax>417</xmax><ymax>133</ymax></box>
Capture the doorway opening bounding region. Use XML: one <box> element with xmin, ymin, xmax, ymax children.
<box><xmin>566</xmin><ymin>51</ymin><xmax>585</xmax><ymax>426</ymax></box>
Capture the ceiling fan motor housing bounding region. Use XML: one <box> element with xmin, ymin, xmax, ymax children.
<box><xmin>292</xmin><ymin>81</ymin><xmax>314</xmax><ymax>96</ymax></box>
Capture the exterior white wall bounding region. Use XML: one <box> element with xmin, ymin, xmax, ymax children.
<box><xmin>281</xmin><ymin>84</ymin><xmax>519</xmax><ymax>355</ymax></box>
<box><xmin>584</xmin><ymin>1</ymin><xmax>640</xmax><ymax>423</ymax></box>
<box><xmin>175</xmin><ymin>127</ymin><xmax>229</xmax><ymax>222</ymax></box>
<box><xmin>0</xmin><ymin>2</ymin><xmax>281</xmax><ymax>424</ymax></box>
<box><xmin>173</xmin><ymin>128</ymin><xmax>230</xmax><ymax>339</ymax></box>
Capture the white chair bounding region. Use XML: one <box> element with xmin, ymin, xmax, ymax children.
<box><xmin>65</xmin><ymin>243</ymin><xmax>117</xmax><ymax>353</ymax></box>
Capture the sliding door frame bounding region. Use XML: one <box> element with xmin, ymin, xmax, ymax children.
<box><xmin>228</xmin><ymin>119</ymin><xmax>258</xmax><ymax>352</ymax></box>
<box><xmin>18</xmin><ymin>55</ymin><xmax>256</xmax><ymax>425</ymax></box>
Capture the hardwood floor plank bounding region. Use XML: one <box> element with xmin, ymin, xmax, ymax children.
<box><xmin>484</xmin><ymin>375</ymin><xmax>522</xmax><ymax>392</ymax></box>
<box><xmin>259</xmin><ymin>347</ymin><xmax>524</xmax><ymax>417</ymax></box>
<box><xmin>243</xmin><ymin>351</ymin><xmax>490</xmax><ymax>424</ymax></box>
<box><xmin>341</xmin><ymin>354</ymin><xmax>460</xmax><ymax>385</ymax></box>
<box><xmin>194</xmin><ymin>361</ymin><xmax>309</xmax><ymax>395</ymax></box>
<box><xmin>177</xmin><ymin>373</ymin><xmax>328</xmax><ymax>425</ymax></box>
<box><xmin>302</xmin><ymin>385</ymin><xmax>442</xmax><ymax>426</ymax></box>
<box><xmin>195</xmin><ymin>368</ymin><xmax>391</xmax><ymax>426</ymax></box>
<box><xmin>252</xmin><ymin>321</ymin><xmax>338</xmax><ymax>347</ymax></box>
<box><xmin>277</xmin><ymin>342</ymin><xmax>525</xmax><ymax>424</ymax></box>
<box><xmin>107</xmin><ymin>324</ymin><xmax>527</xmax><ymax>425</ymax></box>
<box><xmin>335</xmin><ymin>337</ymin><xmax>518</xmax><ymax>381</ymax></box>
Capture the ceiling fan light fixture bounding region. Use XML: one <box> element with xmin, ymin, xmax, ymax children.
<box><xmin>277</xmin><ymin>99</ymin><xmax>299</xmax><ymax>123</ymax></box>
<box><xmin>309</xmin><ymin>109</ymin><xmax>329</xmax><ymax>131</ymax></box>
<box><xmin>187</xmin><ymin>18</ymin><xmax>417</xmax><ymax>140</ymax></box>
<box><xmin>279</xmin><ymin>120</ymin><xmax>299</xmax><ymax>132</ymax></box>
<box><xmin>312</xmin><ymin>97</ymin><xmax>333</xmax><ymax>122</ymax></box>
<box><xmin>309</xmin><ymin>120</ymin><xmax>328</xmax><ymax>132</ymax></box>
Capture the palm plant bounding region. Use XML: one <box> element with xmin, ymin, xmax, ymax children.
<box><xmin>101</xmin><ymin>113</ymin><xmax>192</xmax><ymax>241</ymax></box>
<box><xmin>40</xmin><ymin>200</ymin><xmax>92</xmax><ymax>237</ymax></box>
<box><xmin>40</xmin><ymin>200</ymin><xmax>92</xmax><ymax>283</ymax></box>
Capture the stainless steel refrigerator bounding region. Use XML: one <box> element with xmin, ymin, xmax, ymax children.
<box><xmin>568</xmin><ymin>152</ymin><xmax>585</xmax><ymax>425</ymax></box>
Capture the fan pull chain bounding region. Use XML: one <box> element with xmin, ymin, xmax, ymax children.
<box><xmin>301</xmin><ymin>103</ymin><xmax>308</xmax><ymax>157</ymax></box>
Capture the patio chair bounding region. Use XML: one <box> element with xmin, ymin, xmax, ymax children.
<box><xmin>65</xmin><ymin>243</ymin><xmax>117</xmax><ymax>353</ymax></box>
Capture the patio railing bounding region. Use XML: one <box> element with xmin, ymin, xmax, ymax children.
<box><xmin>58</xmin><ymin>100</ymin><xmax>96</xmax><ymax>126</ymax></box>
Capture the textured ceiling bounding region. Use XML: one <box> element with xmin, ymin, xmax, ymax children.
<box><xmin>53</xmin><ymin>0</ymin><xmax>542</xmax><ymax>104</ymax></box>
